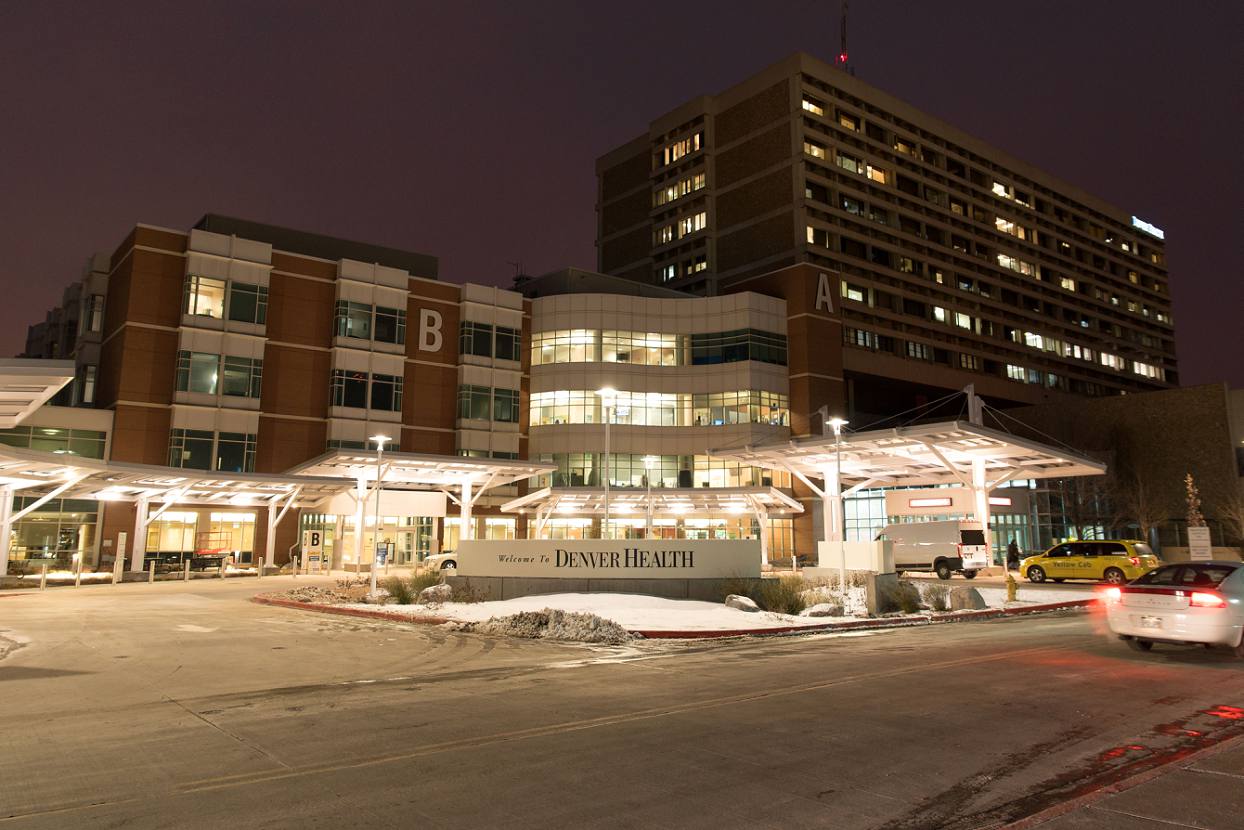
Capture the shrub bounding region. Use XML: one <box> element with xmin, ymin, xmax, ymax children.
<box><xmin>718</xmin><ymin>576</ymin><xmax>807</xmax><ymax>615</ymax></box>
<box><xmin>383</xmin><ymin>576</ymin><xmax>416</xmax><ymax>604</ymax></box>
<box><xmin>878</xmin><ymin>579</ymin><xmax>922</xmax><ymax>614</ymax></box>
<box><xmin>408</xmin><ymin>570</ymin><xmax>442</xmax><ymax>595</ymax></box>
<box><xmin>924</xmin><ymin>583</ymin><xmax>950</xmax><ymax>612</ymax></box>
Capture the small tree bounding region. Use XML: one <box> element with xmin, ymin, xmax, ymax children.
<box><xmin>1185</xmin><ymin>473</ymin><xmax>1206</xmax><ymax>527</ymax></box>
<box><xmin>1112</xmin><ymin>468</ymin><xmax>1166</xmax><ymax>544</ymax></box>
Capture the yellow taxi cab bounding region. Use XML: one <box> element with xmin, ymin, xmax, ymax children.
<box><xmin>1020</xmin><ymin>540</ymin><xmax>1161</xmax><ymax>585</ymax></box>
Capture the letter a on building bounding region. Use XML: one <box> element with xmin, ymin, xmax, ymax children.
<box><xmin>815</xmin><ymin>272</ymin><xmax>834</xmax><ymax>313</ymax></box>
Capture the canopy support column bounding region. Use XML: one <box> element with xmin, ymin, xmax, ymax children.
<box><xmin>130</xmin><ymin>496</ymin><xmax>149</xmax><ymax>572</ymax></box>
<box><xmin>460</xmin><ymin>478</ymin><xmax>473</xmax><ymax>542</ymax></box>
<box><xmin>972</xmin><ymin>457</ymin><xmax>992</xmax><ymax>561</ymax></box>
<box><xmin>353</xmin><ymin>476</ymin><xmax>366</xmax><ymax>569</ymax></box>
<box><xmin>749</xmin><ymin>496</ymin><xmax>770</xmax><ymax>569</ymax></box>
<box><xmin>265</xmin><ymin>487</ymin><xmax>301</xmax><ymax>569</ymax></box>
<box><xmin>0</xmin><ymin>484</ymin><xmax>13</xmax><ymax>578</ymax></box>
<box><xmin>819</xmin><ymin>464</ymin><xmax>842</xmax><ymax>569</ymax></box>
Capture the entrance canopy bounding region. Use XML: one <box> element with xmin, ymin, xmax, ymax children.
<box><xmin>712</xmin><ymin>420</ymin><xmax>1105</xmax><ymax>490</ymax></box>
<box><xmin>288</xmin><ymin>450</ymin><xmax>554</xmax><ymax>490</ymax></box>
<box><xmin>502</xmin><ymin>485</ymin><xmax>803</xmax><ymax>518</ymax></box>
<box><xmin>711</xmin><ymin>419</ymin><xmax>1105</xmax><ymax>560</ymax></box>
<box><xmin>0</xmin><ymin>359</ymin><xmax>75</xmax><ymax>427</ymax></box>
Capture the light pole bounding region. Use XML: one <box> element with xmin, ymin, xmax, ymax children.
<box><xmin>828</xmin><ymin>417</ymin><xmax>849</xmax><ymax>590</ymax></box>
<box><xmin>368</xmin><ymin>433</ymin><xmax>390</xmax><ymax>598</ymax></box>
<box><xmin>642</xmin><ymin>455</ymin><xmax>658</xmax><ymax>539</ymax></box>
<box><xmin>595</xmin><ymin>387</ymin><xmax>616</xmax><ymax>540</ymax></box>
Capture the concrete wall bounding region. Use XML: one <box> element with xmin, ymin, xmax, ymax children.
<box><xmin>445</xmin><ymin>575</ymin><xmax>764</xmax><ymax>603</ymax></box>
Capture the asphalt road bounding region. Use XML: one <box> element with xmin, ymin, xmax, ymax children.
<box><xmin>1</xmin><ymin>577</ymin><xmax>1241</xmax><ymax>829</ymax></box>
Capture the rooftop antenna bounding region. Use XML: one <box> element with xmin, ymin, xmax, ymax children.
<box><xmin>837</xmin><ymin>0</ymin><xmax>854</xmax><ymax>76</ymax></box>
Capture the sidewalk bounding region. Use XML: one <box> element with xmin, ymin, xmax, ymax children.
<box><xmin>1011</xmin><ymin>732</ymin><xmax>1244</xmax><ymax>829</ymax></box>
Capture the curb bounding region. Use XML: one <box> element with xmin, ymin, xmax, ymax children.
<box><xmin>253</xmin><ymin>594</ymin><xmax>1094</xmax><ymax>639</ymax></box>
<box><xmin>633</xmin><ymin>599</ymin><xmax>1095</xmax><ymax>639</ymax></box>
<box><xmin>251</xmin><ymin>594</ymin><xmax>450</xmax><ymax>625</ymax></box>
<box><xmin>998</xmin><ymin>730</ymin><xmax>1244</xmax><ymax>830</ymax></box>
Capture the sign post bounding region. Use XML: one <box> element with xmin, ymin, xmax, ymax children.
<box><xmin>1187</xmin><ymin>526</ymin><xmax>1212</xmax><ymax>561</ymax></box>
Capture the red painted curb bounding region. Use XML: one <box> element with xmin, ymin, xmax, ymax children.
<box><xmin>251</xmin><ymin>594</ymin><xmax>450</xmax><ymax>625</ymax></box>
<box><xmin>253</xmin><ymin>593</ymin><xmax>1093</xmax><ymax>639</ymax></box>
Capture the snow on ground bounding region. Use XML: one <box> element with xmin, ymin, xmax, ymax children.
<box><xmin>975</xmin><ymin>584</ymin><xmax>1100</xmax><ymax>608</ymax></box>
<box><xmin>339</xmin><ymin>592</ymin><xmax>859</xmax><ymax>632</ymax></box>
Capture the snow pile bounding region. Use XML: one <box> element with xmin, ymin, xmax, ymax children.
<box><xmin>800</xmin><ymin>584</ymin><xmax>868</xmax><ymax>617</ymax></box>
<box><xmin>976</xmin><ymin>584</ymin><xmax>1096</xmax><ymax>608</ymax></box>
<box><xmin>462</xmin><ymin>609</ymin><xmax>633</xmax><ymax>644</ymax></box>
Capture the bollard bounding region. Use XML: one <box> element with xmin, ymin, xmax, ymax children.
<box><xmin>184</xmin><ymin>559</ymin><xmax>191</xmax><ymax>582</ymax></box>
<box><xmin>220</xmin><ymin>560</ymin><xmax>227</xmax><ymax>579</ymax></box>
<box><xmin>257</xmin><ymin>560</ymin><xmax>263</xmax><ymax>580</ymax></box>
<box><xmin>74</xmin><ymin>562</ymin><xmax>82</xmax><ymax>588</ymax></box>
<box><xmin>40</xmin><ymin>564</ymin><xmax>48</xmax><ymax>591</ymax></box>
<box><xmin>148</xmin><ymin>561</ymin><xmax>156</xmax><ymax>584</ymax></box>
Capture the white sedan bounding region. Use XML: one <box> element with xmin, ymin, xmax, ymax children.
<box><xmin>1105</xmin><ymin>561</ymin><xmax>1244</xmax><ymax>657</ymax></box>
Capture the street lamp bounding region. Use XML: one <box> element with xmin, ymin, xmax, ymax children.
<box><xmin>368</xmin><ymin>433</ymin><xmax>390</xmax><ymax>598</ymax></box>
<box><xmin>642</xmin><ymin>455</ymin><xmax>658</xmax><ymax>539</ymax></box>
<box><xmin>595</xmin><ymin>387</ymin><xmax>616</xmax><ymax>540</ymax></box>
<box><xmin>828</xmin><ymin>417</ymin><xmax>849</xmax><ymax>590</ymax></box>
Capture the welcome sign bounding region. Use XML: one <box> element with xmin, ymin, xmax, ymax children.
<box><xmin>454</xmin><ymin>540</ymin><xmax>761</xmax><ymax>579</ymax></box>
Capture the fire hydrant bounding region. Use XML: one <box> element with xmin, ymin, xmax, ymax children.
<box><xmin>1006</xmin><ymin>572</ymin><xmax>1018</xmax><ymax>603</ymax></box>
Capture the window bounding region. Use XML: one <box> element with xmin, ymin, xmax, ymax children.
<box><xmin>866</xmin><ymin>165</ymin><xmax>888</xmax><ymax>184</ymax></box>
<box><xmin>992</xmin><ymin>181</ymin><xmax>1015</xmax><ymax>200</ymax></box>
<box><xmin>495</xmin><ymin>326</ymin><xmax>520</xmax><ymax>361</ymax></box>
<box><xmin>836</xmin><ymin>152</ymin><xmax>863</xmax><ymax>174</ymax></box>
<box><xmin>845</xmin><ymin>328</ymin><xmax>879</xmax><ymax>349</ymax></box>
<box><xmin>221</xmin><ymin>356</ymin><xmax>262</xmax><ymax>398</ymax></box>
<box><xmin>688</xmin><ymin>255</ymin><xmax>707</xmax><ymax>274</ymax></box>
<box><xmin>906</xmin><ymin>341</ymin><xmax>933</xmax><ymax>361</ymax></box>
<box><xmin>677</xmin><ymin>212</ymin><xmax>706</xmax><ymax>238</ymax></box>
<box><xmin>459</xmin><ymin>321</ymin><xmax>493</xmax><ymax>357</ymax></box>
<box><xmin>661</xmin><ymin>264</ymin><xmax>677</xmax><ymax>282</ymax></box>
<box><xmin>654</xmin><ymin>172</ymin><xmax>707</xmax><ymax>206</ymax></box>
<box><xmin>954</xmin><ymin>312</ymin><xmax>972</xmax><ymax>329</ymax></box>
<box><xmin>457</xmin><ymin>385</ymin><xmax>493</xmax><ymax>421</ymax></box>
<box><xmin>841</xmin><ymin>283</ymin><xmax>866</xmax><ymax>303</ymax></box>
<box><xmin>1059</xmin><ymin>276</ymin><xmax>1077</xmax><ymax>291</ymax></box>
<box><xmin>77</xmin><ymin>365</ymin><xmax>96</xmax><ymax>406</ymax></box>
<box><xmin>837</xmin><ymin>111</ymin><xmax>860</xmax><ymax>131</ymax></box>
<box><xmin>1006</xmin><ymin>364</ymin><xmax>1026</xmax><ymax>381</ymax></box>
<box><xmin>660</xmin><ymin>132</ymin><xmax>702</xmax><ymax>166</ymax></box>
<box><xmin>804</xmin><ymin>141</ymin><xmax>826</xmax><ymax>159</ymax></box>
<box><xmin>0</xmin><ymin>426</ymin><xmax>106</xmax><ymax>458</ymax></box>
<box><xmin>331</xmin><ymin>370</ymin><xmax>369</xmax><ymax>408</ymax></box>
<box><xmin>996</xmin><ymin>253</ymin><xmax>1036</xmax><ymax>276</ymax></box>
<box><xmin>215</xmin><ymin>432</ymin><xmax>256</xmax><ymax>473</ymax></box>
<box><xmin>176</xmin><ymin>351</ymin><xmax>220</xmax><ymax>395</ymax></box>
<box><xmin>370</xmin><ymin>374</ymin><xmax>403</xmax><ymax>412</ymax></box>
<box><xmin>82</xmin><ymin>295</ymin><xmax>104</xmax><ymax>333</ymax></box>
<box><xmin>689</xmin><ymin>329</ymin><xmax>787</xmax><ymax>366</ymax></box>
<box><xmin>959</xmin><ymin>353</ymin><xmax>982</xmax><ymax>371</ymax></box>
<box><xmin>655</xmin><ymin>224</ymin><xmax>674</xmax><ymax>245</ymax></box>
<box><xmin>374</xmin><ymin>306</ymin><xmax>406</xmax><ymax>344</ymax></box>
<box><xmin>932</xmin><ymin>306</ymin><xmax>947</xmax><ymax>323</ymax></box>
<box><xmin>185</xmin><ymin>275</ymin><xmax>226</xmax><ymax>318</ymax></box>
<box><xmin>841</xmin><ymin>196</ymin><xmax>864</xmax><ymax>216</ymax></box>
<box><xmin>949</xmin><ymin>198</ymin><xmax>966</xmax><ymax>216</ymax></box>
<box><xmin>894</xmin><ymin>138</ymin><xmax>919</xmax><ymax>157</ymax></box>
<box><xmin>493</xmin><ymin>388</ymin><xmax>519</xmax><ymax>423</ymax></box>
<box><xmin>334</xmin><ymin>301</ymin><xmax>372</xmax><ymax>340</ymax></box>
<box><xmin>168</xmin><ymin>428</ymin><xmax>214</xmax><ymax>471</ymax></box>
<box><xmin>227</xmin><ymin>283</ymin><xmax>268</xmax><ymax>325</ymax></box>
<box><xmin>801</xmin><ymin>96</ymin><xmax>825</xmax><ymax>116</ymax></box>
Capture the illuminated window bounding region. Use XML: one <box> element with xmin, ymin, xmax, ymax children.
<box><xmin>654</xmin><ymin>172</ymin><xmax>706</xmax><ymax>206</ymax></box>
<box><xmin>906</xmin><ymin>341</ymin><xmax>933</xmax><ymax>360</ymax></box>
<box><xmin>992</xmin><ymin>181</ymin><xmax>1015</xmax><ymax>200</ymax></box>
<box><xmin>996</xmin><ymin>253</ymin><xmax>1036</xmax><ymax>276</ymax></box>
<box><xmin>660</xmin><ymin>264</ymin><xmax>677</xmax><ymax>282</ymax></box>
<box><xmin>660</xmin><ymin>132</ymin><xmax>702</xmax><ymax>166</ymax></box>
<box><xmin>1006</xmin><ymin>364</ymin><xmax>1026</xmax><ymax>381</ymax></box>
<box><xmin>803</xmin><ymin>140</ymin><xmax>827</xmax><ymax>159</ymax></box>
<box><xmin>932</xmin><ymin>306</ymin><xmax>947</xmax><ymax>323</ymax></box>
<box><xmin>677</xmin><ymin>212</ymin><xmax>707</xmax><ymax>238</ymax></box>
<box><xmin>655</xmin><ymin>225</ymin><xmax>673</xmax><ymax>245</ymax></box>
<box><xmin>334</xmin><ymin>301</ymin><xmax>372</xmax><ymax>340</ymax></box>
<box><xmin>866</xmin><ymin>165</ymin><xmax>888</xmax><ymax>184</ymax></box>
<box><xmin>994</xmin><ymin>216</ymin><xmax>1032</xmax><ymax>241</ymax></box>
<box><xmin>841</xmin><ymin>283</ymin><xmax>866</xmax><ymax>303</ymax></box>
<box><xmin>837</xmin><ymin>111</ymin><xmax>860</xmax><ymax>131</ymax></box>
<box><xmin>801</xmin><ymin>96</ymin><xmax>825</xmax><ymax>116</ymax></box>
<box><xmin>894</xmin><ymin>138</ymin><xmax>920</xmax><ymax>157</ymax></box>
<box><xmin>841</xmin><ymin>196</ymin><xmax>864</xmax><ymax>216</ymax></box>
<box><xmin>954</xmin><ymin>312</ymin><xmax>972</xmax><ymax>329</ymax></box>
<box><xmin>959</xmin><ymin>353</ymin><xmax>982</xmax><ymax>370</ymax></box>
<box><xmin>184</xmin><ymin>275</ymin><xmax>226</xmax><ymax>318</ymax></box>
<box><xmin>175</xmin><ymin>351</ymin><xmax>220</xmax><ymax>395</ymax></box>
<box><xmin>1059</xmin><ymin>276</ymin><xmax>1076</xmax><ymax>291</ymax></box>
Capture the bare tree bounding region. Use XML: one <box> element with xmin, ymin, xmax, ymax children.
<box><xmin>1216</xmin><ymin>492</ymin><xmax>1244</xmax><ymax>547</ymax></box>
<box><xmin>1111</xmin><ymin>467</ymin><xmax>1166</xmax><ymax>543</ymax></box>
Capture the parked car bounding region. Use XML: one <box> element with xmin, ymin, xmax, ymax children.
<box><xmin>1104</xmin><ymin>561</ymin><xmax>1244</xmax><ymax>657</ymax></box>
<box><xmin>875</xmin><ymin>520</ymin><xmax>989</xmax><ymax>580</ymax></box>
<box><xmin>1021</xmin><ymin>540</ymin><xmax>1160</xmax><ymax>584</ymax></box>
<box><xmin>424</xmin><ymin>550</ymin><xmax>457</xmax><ymax>570</ymax></box>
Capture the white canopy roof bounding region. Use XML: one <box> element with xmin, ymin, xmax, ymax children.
<box><xmin>501</xmin><ymin>486</ymin><xmax>804</xmax><ymax>517</ymax></box>
<box><xmin>0</xmin><ymin>359</ymin><xmax>75</xmax><ymax>427</ymax></box>
<box><xmin>287</xmin><ymin>450</ymin><xmax>555</xmax><ymax>490</ymax></box>
<box><xmin>0</xmin><ymin>444</ymin><xmax>348</xmax><ymax>507</ymax></box>
<box><xmin>710</xmin><ymin>420</ymin><xmax>1105</xmax><ymax>489</ymax></box>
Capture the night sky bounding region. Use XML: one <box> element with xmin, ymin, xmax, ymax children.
<box><xmin>2</xmin><ymin>1</ymin><xmax>1240</xmax><ymax>386</ymax></box>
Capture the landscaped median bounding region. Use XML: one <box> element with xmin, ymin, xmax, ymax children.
<box><xmin>252</xmin><ymin>576</ymin><xmax>1100</xmax><ymax>641</ymax></box>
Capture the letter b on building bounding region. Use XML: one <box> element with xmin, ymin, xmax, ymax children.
<box><xmin>418</xmin><ymin>308</ymin><xmax>443</xmax><ymax>352</ymax></box>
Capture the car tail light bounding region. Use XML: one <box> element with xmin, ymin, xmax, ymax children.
<box><xmin>1128</xmin><ymin>556</ymin><xmax>1140</xmax><ymax>566</ymax></box>
<box><xmin>1103</xmin><ymin>586</ymin><xmax>1122</xmax><ymax>603</ymax></box>
<box><xmin>1190</xmin><ymin>592</ymin><xmax>1227</xmax><ymax>609</ymax></box>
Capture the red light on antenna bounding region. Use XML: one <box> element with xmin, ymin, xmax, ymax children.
<box><xmin>838</xmin><ymin>52</ymin><xmax>848</xmax><ymax>64</ymax></box>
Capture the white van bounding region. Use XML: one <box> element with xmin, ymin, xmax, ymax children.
<box><xmin>875</xmin><ymin>520</ymin><xmax>990</xmax><ymax>580</ymax></box>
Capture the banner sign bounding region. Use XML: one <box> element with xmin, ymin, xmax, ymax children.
<box><xmin>454</xmin><ymin>539</ymin><xmax>760</xmax><ymax>579</ymax></box>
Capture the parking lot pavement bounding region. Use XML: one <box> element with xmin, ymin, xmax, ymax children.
<box><xmin>2</xmin><ymin>577</ymin><xmax>1242</xmax><ymax>829</ymax></box>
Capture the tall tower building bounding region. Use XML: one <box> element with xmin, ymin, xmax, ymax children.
<box><xmin>596</xmin><ymin>52</ymin><xmax>1176</xmax><ymax>419</ymax></box>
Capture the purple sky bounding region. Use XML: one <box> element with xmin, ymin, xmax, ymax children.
<box><xmin>2</xmin><ymin>1</ymin><xmax>1240</xmax><ymax>386</ymax></box>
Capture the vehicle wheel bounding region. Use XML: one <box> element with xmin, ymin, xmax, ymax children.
<box><xmin>1027</xmin><ymin>566</ymin><xmax>1046</xmax><ymax>583</ymax></box>
<box><xmin>935</xmin><ymin>561</ymin><xmax>953</xmax><ymax>580</ymax></box>
<box><xmin>1128</xmin><ymin>638</ymin><xmax>1154</xmax><ymax>652</ymax></box>
<box><xmin>1104</xmin><ymin>568</ymin><xmax>1126</xmax><ymax>585</ymax></box>
<box><xmin>441</xmin><ymin>561</ymin><xmax>456</xmax><ymax>570</ymax></box>
<box><xmin>962</xmin><ymin>570</ymin><xmax>978</xmax><ymax>580</ymax></box>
